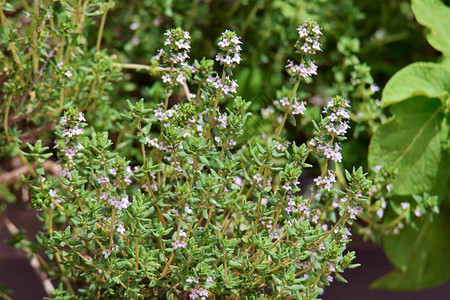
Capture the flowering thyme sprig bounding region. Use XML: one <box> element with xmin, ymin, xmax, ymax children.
<box><xmin>54</xmin><ymin>108</ymin><xmax>87</xmax><ymax>169</ymax></box>
<box><xmin>158</xmin><ymin>27</ymin><xmax>191</xmax><ymax>64</ymax></box>
<box><xmin>295</xmin><ymin>19</ymin><xmax>323</xmax><ymax>55</ymax></box>
<box><xmin>156</xmin><ymin>27</ymin><xmax>192</xmax><ymax>90</ymax></box>
<box><xmin>203</xmin><ymin>29</ymin><xmax>242</xmax><ymax>144</ymax></box>
<box><xmin>275</xmin><ymin>20</ymin><xmax>323</xmax><ymax>139</ymax></box>
<box><xmin>309</xmin><ymin>96</ymin><xmax>351</xmax><ymax>163</ymax></box>
<box><xmin>215</xmin><ymin>29</ymin><xmax>242</xmax><ymax>68</ymax></box>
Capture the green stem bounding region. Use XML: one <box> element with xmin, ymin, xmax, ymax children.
<box><xmin>0</xmin><ymin>3</ymin><xmax>5</xmax><ymax>28</ymax></box>
<box><xmin>134</xmin><ymin>237</ymin><xmax>139</xmax><ymax>273</ymax></box>
<box><xmin>64</xmin><ymin>0</ymin><xmax>82</xmax><ymax>65</ymax></box>
<box><xmin>112</xmin><ymin>62</ymin><xmax>170</xmax><ymax>72</ymax></box>
<box><xmin>59</xmin><ymin>79</ymin><xmax>65</xmax><ymax>112</ymax></box>
<box><xmin>204</xmin><ymin>204</ymin><xmax>214</xmax><ymax>230</ymax></box>
<box><xmin>254</xmin><ymin>166</ymin><xmax>268</xmax><ymax>235</ymax></box>
<box><xmin>314</xmin><ymin>199</ymin><xmax>350</xmax><ymax>246</ymax></box>
<box><xmin>96</xmin><ymin>7</ymin><xmax>108</xmax><ymax>52</ymax></box>
<box><xmin>312</xmin><ymin>264</ymin><xmax>326</xmax><ymax>291</ymax></box>
<box><xmin>139</xmin><ymin>122</ymin><xmax>166</xmax><ymax>227</ymax></box>
<box><xmin>159</xmin><ymin>218</ymin><xmax>181</xmax><ymax>279</ymax></box>
<box><xmin>3</xmin><ymin>95</ymin><xmax>12</xmax><ymax>142</ymax></box>
<box><xmin>274</xmin><ymin>80</ymin><xmax>300</xmax><ymax>139</ymax></box>
<box><xmin>32</xmin><ymin>0</ymin><xmax>39</xmax><ymax>75</ymax></box>
<box><xmin>204</xmin><ymin>69</ymin><xmax>226</xmax><ymax>144</ymax></box>
<box><xmin>0</xmin><ymin>291</ymin><xmax>12</xmax><ymax>300</ymax></box>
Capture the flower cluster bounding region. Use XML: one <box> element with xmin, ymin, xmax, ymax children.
<box><xmin>314</xmin><ymin>170</ymin><xmax>337</xmax><ymax>191</ymax></box>
<box><xmin>155</xmin><ymin>27</ymin><xmax>192</xmax><ymax>87</ymax></box>
<box><xmin>158</xmin><ymin>27</ymin><xmax>191</xmax><ymax>64</ymax></box>
<box><xmin>278</xmin><ymin>96</ymin><xmax>307</xmax><ymax>115</ymax></box>
<box><xmin>285</xmin><ymin>60</ymin><xmax>318</xmax><ymax>78</ymax></box>
<box><xmin>322</xmin><ymin>97</ymin><xmax>351</xmax><ymax>136</ymax></box>
<box><xmin>172</xmin><ymin>229</ymin><xmax>188</xmax><ymax>249</ymax></box>
<box><xmin>309</xmin><ymin>96</ymin><xmax>350</xmax><ymax>163</ymax></box>
<box><xmin>206</xmin><ymin>74</ymin><xmax>238</xmax><ymax>94</ymax></box>
<box><xmin>185</xmin><ymin>276</ymin><xmax>213</xmax><ymax>300</ymax></box>
<box><xmin>100</xmin><ymin>193</ymin><xmax>130</xmax><ymax>210</ymax></box>
<box><xmin>55</xmin><ymin>109</ymin><xmax>86</xmax><ymax>166</ymax></box>
<box><xmin>215</xmin><ymin>29</ymin><xmax>242</xmax><ymax>68</ymax></box>
<box><xmin>286</xmin><ymin>19</ymin><xmax>322</xmax><ymax>80</ymax></box>
<box><xmin>162</xmin><ymin>69</ymin><xmax>189</xmax><ymax>86</ymax></box>
<box><xmin>56</xmin><ymin>61</ymin><xmax>74</xmax><ymax>78</ymax></box>
<box><xmin>295</xmin><ymin>19</ymin><xmax>323</xmax><ymax>55</ymax></box>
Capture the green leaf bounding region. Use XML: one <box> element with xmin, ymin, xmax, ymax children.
<box><xmin>381</xmin><ymin>62</ymin><xmax>450</xmax><ymax>107</ymax></box>
<box><xmin>368</xmin><ymin>97</ymin><xmax>444</xmax><ymax>195</ymax></box>
<box><xmin>198</xmin><ymin>156</ymin><xmax>209</xmax><ymax>166</ymax></box>
<box><xmin>288</xmin><ymin>285</ymin><xmax>304</xmax><ymax>291</ymax></box>
<box><xmin>36</xmin><ymin>165</ymin><xmax>45</xmax><ymax>175</ymax></box>
<box><xmin>256</xmin><ymin>143</ymin><xmax>266</xmax><ymax>154</ymax></box>
<box><xmin>411</xmin><ymin>0</ymin><xmax>450</xmax><ymax>57</ymax></box>
<box><xmin>287</xmin><ymin>113</ymin><xmax>296</xmax><ymax>127</ymax></box>
<box><xmin>142</xmin><ymin>123</ymin><xmax>152</xmax><ymax>135</ymax></box>
<box><xmin>372</xmin><ymin>206</ymin><xmax>450</xmax><ymax>290</ymax></box>
<box><xmin>335</xmin><ymin>273</ymin><xmax>348</xmax><ymax>283</ymax></box>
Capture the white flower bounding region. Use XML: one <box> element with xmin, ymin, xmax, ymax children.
<box><xmin>370</xmin><ymin>84</ymin><xmax>380</xmax><ymax>92</ymax></box>
<box><xmin>117</xmin><ymin>224</ymin><xmax>125</xmax><ymax>234</ymax></box>
<box><xmin>162</xmin><ymin>73</ymin><xmax>172</xmax><ymax>84</ymax></box>
<box><xmin>376</xmin><ymin>208</ymin><xmax>384</xmax><ymax>219</ymax></box>
<box><xmin>401</xmin><ymin>202</ymin><xmax>410</xmax><ymax>210</ymax></box>
<box><xmin>176</xmin><ymin>73</ymin><xmax>186</xmax><ymax>84</ymax></box>
<box><xmin>130</xmin><ymin>22</ymin><xmax>139</xmax><ymax>31</ymax></box>
<box><xmin>253</xmin><ymin>173</ymin><xmax>263</xmax><ymax>183</ymax></box>
<box><xmin>414</xmin><ymin>208</ymin><xmax>422</xmax><ymax>217</ymax></box>
<box><xmin>172</xmin><ymin>239</ymin><xmax>187</xmax><ymax>249</ymax></box>
<box><xmin>102</xmin><ymin>249</ymin><xmax>111</xmax><ymax>258</ymax></box>
<box><xmin>217</xmin><ymin>113</ymin><xmax>227</xmax><ymax>128</ymax></box>
<box><xmin>282</xmin><ymin>183</ymin><xmax>292</xmax><ymax>191</ymax></box>
<box><xmin>49</xmin><ymin>189</ymin><xmax>58</xmax><ymax>198</ymax></box>
<box><xmin>234</xmin><ymin>176</ymin><xmax>243</xmax><ymax>187</ymax></box>
<box><xmin>386</xmin><ymin>184</ymin><xmax>393</xmax><ymax>192</ymax></box>
<box><xmin>280</xmin><ymin>97</ymin><xmax>289</xmax><ymax>107</ymax></box>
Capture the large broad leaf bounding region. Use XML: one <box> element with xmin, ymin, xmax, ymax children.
<box><xmin>381</xmin><ymin>62</ymin><xmax>450</xmax><ymax>107</ymax></box>
<box><xmin>411</xmin><ymin>0</ymin><xmax>450</xmax><ymax>57</ymax></box>
<box><xmin>371</xmin><ymin>205</ymin><xmax>450</xmax><ymax>290</ymax></box>
<box><xmin>368</xmin><ymin>97</ymin><xmax>444</xmax><ymax>195</ymax></box>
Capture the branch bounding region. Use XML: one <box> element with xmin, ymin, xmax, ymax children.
<box><xmin>0</xmin><ymin>213</ymin><xmax>55</xmax><ymax>296</ymax></box>
<box><xmin>0</xmin><ymin>159</ymin><xmax>59</xmax><ymax>185</ymax></box>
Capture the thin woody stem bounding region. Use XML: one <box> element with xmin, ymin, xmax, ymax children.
<box><xmin>274</xmin><ymin>80</ymin><xmax>300</xmax><ymax>139</ymax></box>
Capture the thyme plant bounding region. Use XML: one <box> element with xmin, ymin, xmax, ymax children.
<box><xmin>21</xmin><ymin>21</ymin><xmax>377</xmax><ymax>299</ymax></box>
